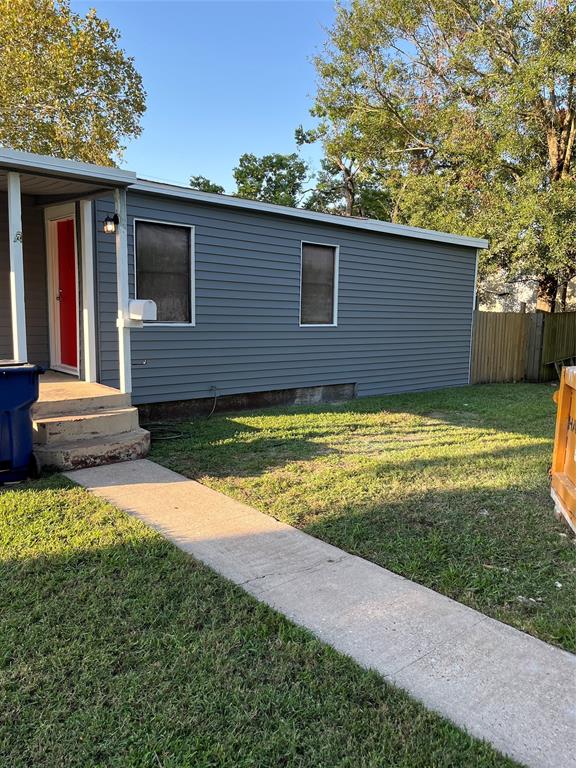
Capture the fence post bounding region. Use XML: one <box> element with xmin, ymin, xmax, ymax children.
<box><xmin>525</xmin><ymin>312</ymin><xmax>545</xmax><ymax>382</ymax></box>
<box><xmin>470</xmin><ymin>310</ymin><xmax>481</xmax><ymax>383</ymax></box>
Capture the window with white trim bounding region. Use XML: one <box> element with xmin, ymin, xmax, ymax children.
<box><xmin>135</xmin><ymin>220</ymin><xmax>193</xmax><ymax>324</ymax></box>
<box><xmin>300</xmin><ymin>242</ymin><xmax>337</xmax><ymax>325</ymax></box>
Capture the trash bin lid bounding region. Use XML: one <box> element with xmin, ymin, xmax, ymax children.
<box><xmin>0</xmin><ymin>363</ymin><xmax>44</xmax><ymax>374</ymax></box>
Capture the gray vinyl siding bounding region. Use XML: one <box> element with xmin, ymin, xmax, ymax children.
<box><xmin>95</xmin><ymin>192</ymin><xmax>477</xmax><ymax>405</ymax></box>
<box><xmin>94</xmin><ymin>197</ymin><xmax>123</xmax><ymax>389</ymax></box>
<box><xmin>0</xmin><ymin>194</ymin><xmax>49</xmax><ymax>365</ymax></box>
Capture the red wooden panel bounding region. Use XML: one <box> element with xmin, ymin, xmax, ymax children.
<box><xmin>56</xmin><ymin>219</ymin><xmax>77</xmax><ymax>368</ymax></box>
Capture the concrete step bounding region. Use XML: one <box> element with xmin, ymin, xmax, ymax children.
<box><xmin>33</xmin><ymin>407</ymin><xmax>140</xmax><ymax>445</ymax></box>
<box><xmin>35</xmin><ymin>428</ymin><xmax>150</xmax><ymax>471</ymax></box>
<box><xmin>33</xmin><ymin>391</ymin><xmax>131</xmax><ymax>419</ymax></box>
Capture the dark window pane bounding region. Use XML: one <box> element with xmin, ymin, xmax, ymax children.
<box><xmin>301</xmin><ymin>243</ymin><xmax>336</xmax><ymax>324</ymax></box>
<box><xmin>136</xmin><ymin>222</ymin><xmax>191</xmax><ymax>323</ymax></box>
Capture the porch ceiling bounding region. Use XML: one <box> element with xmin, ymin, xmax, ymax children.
<box><xmin>0</xmin><ymin>169</ymin><xmax>109</xmax><ymax>199</ymax></box>
<box><xmin>0</xmin><ymin>147</ymin><xmax>137</xmax><ymax>202</ymax></box>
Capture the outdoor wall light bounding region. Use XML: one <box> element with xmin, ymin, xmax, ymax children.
<box><xmin>103</xmin><ymin>213</ymin><xmax>119</xmax><ymax>234</ymax></box>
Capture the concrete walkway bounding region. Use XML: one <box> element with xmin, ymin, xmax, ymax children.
<box><xmin>66</xmin><ymin>459</ymin><xmax>576</xmax><ymax>768</ymax></box>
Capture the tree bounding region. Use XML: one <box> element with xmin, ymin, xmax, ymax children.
<box><xmin>311</xmin><ymin>0</ymin><xmax>576</xmax><ymax>311</ymax></box>
<box><xmin>296</xmin><ymin>126</ymin><xmax>391</xmax><ymax>218</ymax></box>
<box><xmin>302</xmin><ymin>157</ymin><xmax>392</xmax><ymax>218</ymax></box>
<box><xmin>233</xmin><ymin>152</ymin><xmax>310</xmax><ymax>206</ymax></box>
<box><xmin>189</xmin><ymin>175</ymin><xmax>225</xmax><ymax>194</ymax></box>
<box><xmin>0</xmin><ymin>0</ymin><xmax>145</xmax><ymax>166</ymax></box>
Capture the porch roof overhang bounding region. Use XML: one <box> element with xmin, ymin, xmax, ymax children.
<box><xmin>0</xmin><ymin>148</ymin><xmax>137</xmax><ymax>202</ymax></box>
<box><xmin>2</xmin><ymin>149</ymin><xmax>134</xmax><ymax>391</ymax></box>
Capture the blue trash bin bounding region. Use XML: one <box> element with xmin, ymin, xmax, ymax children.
<box><xmin>0</xmin><ymin>364</ymin><xmax>44</xmax><ymax>484</ymax></box>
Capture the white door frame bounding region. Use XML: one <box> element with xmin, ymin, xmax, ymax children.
<box><xmin>79</xmin><ymin>200</ymin><xmax>97</xmax><ymax>382</ymax></box>
<box><xmin>44</xmin><ymin>202</ymin><xmax>80</xmax><ymax>376</ymax></box>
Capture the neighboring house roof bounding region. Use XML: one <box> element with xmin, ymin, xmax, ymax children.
<box><xmin>134</xmin><ymin>178</ymin><xmax>489</xmax><ymax>250</ymax></box>
<box><xmin>0</xmin><ymin>147</ymin><xmax>488</xmax><ymax>250</ymax></box>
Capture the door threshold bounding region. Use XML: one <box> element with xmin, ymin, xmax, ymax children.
<box><xmin>49</xmin><ymin>366</ymin><xmax>79</xmax><ymax>378</ymax></box>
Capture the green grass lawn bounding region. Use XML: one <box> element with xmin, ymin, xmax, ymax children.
<box><xmin>0</xmin><ymin>477</ymin><xmax>516</xmax><ymax>767</ymax></box>
<box><xmin>149</xmin><ymin>383</ymin><xmax>576</xmax><ymax>653</ymax></box>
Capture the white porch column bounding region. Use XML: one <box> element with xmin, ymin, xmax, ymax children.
<box><xmin>7</xmin><ymin>172</ymin><xmax>27</xmax><ymax>363</ymax></box>
<box><xmin>80</xmin><ymin>200</ymin><xmax>97</xmax><ymax>382</ymax></box>
<box><xmin>114</xmin><ymin>188</ymin><xmax>132</xmax><ymax>394</ymax></box>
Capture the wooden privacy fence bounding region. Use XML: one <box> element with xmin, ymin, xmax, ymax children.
<box><xmin>471</xmin><ymin>310</ymin><xmax>576</xmax><ymax>384</ymax></box>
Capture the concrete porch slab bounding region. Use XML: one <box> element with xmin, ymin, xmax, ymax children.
<box><xmin>66</xmin><ymin>459</ymin><xmax>576</xmax><ymax>768</ymax></box>
<box><xmin>34</xmin><ymin>371</ymin><xmax>130</xmax><ymax>418</ymax></box>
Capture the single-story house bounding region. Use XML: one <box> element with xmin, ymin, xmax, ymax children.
<box><xmin>0</xmin><ymin>148</ymin><xmax>487</xmax><ymax>469</ymax></box>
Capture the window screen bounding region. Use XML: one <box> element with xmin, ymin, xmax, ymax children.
<box><xmin>135</xmin><ymin>221</ymin><xmax>192</xmax><ymax>323</ymax></box>
<box><xmin>300</xmin><ymin>243</ymin><xmax>336</xmax><ymax>325</ymax></box>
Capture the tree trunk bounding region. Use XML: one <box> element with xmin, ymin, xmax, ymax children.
<box><xmin>343</xmin><ymin>169</ymin><xmax>355</xmax><ymax>216</ymax></box>
<box><xmin>560</xmin><ymin>282</ymin><xmax>568</xmax><ymax>312</ymax></box>
<box><xmin>335</xmin><ymin>158</ymin><xmax>356</xmax><ymax>216</ymax></box>
<box><xmin>536</xmin><ymin>273</ymin><xmax>559</xmax><ymax>313</ymax></box>
<box><xmin>343</xmin><ymin>184</ymin><xmax>354</xmax><ymax>216</ymax></box>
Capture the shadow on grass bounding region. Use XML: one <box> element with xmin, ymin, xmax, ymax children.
<box><xmin>147</xmin><ymin>414</ymin><xmax>331</xmax><ymax>479</ymax></box>
<box><xmin>149</xmin><ymin>414</ymin><xmax>551</xmax><ymax>483</ymax></box>
<box><xmin>145</xmin><ymin>384</ymin><xmax>575</xmax><ymax>653</ymax></box>
<box><xmin>0</xmin><ymin>480</ymin><xmax>516</xmax><ymax>768</ymax></box>
<box><xmin>351</xmin><ymin>383</ymin><xmax>557</xmax><ymax>441</ymax></box>
<box><xmin>148</xmin><ymin>383</ymin><xmax>557</xmax><ymax>480</ymax></box>
<box><xmin>297</xmin><ymin>483</ymin><xmax>575</xmax><ymax>652</ymax></box>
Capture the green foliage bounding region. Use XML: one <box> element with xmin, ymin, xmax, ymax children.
<box><xmin>311</xmin><ymin>0</ymin><xmax>576</xmax><ymax>307</ymax></box>
<box><xmin>189</xmin><ymin>174</ymin><xmax>225</xmax><ymax>194</ymax></box>
<box><xmin>296</xmin><ymin>123</ymin><xmax>392</xmax><ymax>218</ymax></box>
<box><xmin>0</xmin><ymin>0</ymin><xmax>145</xmax><ymax>165</ymax></box>
<box><xmin>233</xmin><ymin>152</ymin><xmax>310</xmax><ymax>206</ymax></box>
<box><xmin>304</xmin><ymin>156</ymin><xmax>392</xmax><ymax>218</ymax></box>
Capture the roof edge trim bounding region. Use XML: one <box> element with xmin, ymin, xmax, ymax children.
<box><xmin>133</xmin><ymin>178</ymin><xmax>489</xmax><ymax>249</ymax></box>
<box><xmin>0</xmin><ymin>148</ymin><xmax>136</xmax><ymax>186</ymax></box>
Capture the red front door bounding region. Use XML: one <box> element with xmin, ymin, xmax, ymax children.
<box><xmin>56</xmin><ymin>219</ymin><xmax>78</xmax><ymax>369</ymax></box>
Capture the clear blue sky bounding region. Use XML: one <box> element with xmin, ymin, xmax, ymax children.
<box><xmin>71</xmin><ymin>0</ymin><xmax>335</xmax><ymax>191</ymax></box>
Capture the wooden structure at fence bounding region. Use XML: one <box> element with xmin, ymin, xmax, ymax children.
<box><xmin>471</xmin><ymin>310</ymin><xmax>576</xmax><ymax>384</ymax></box>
